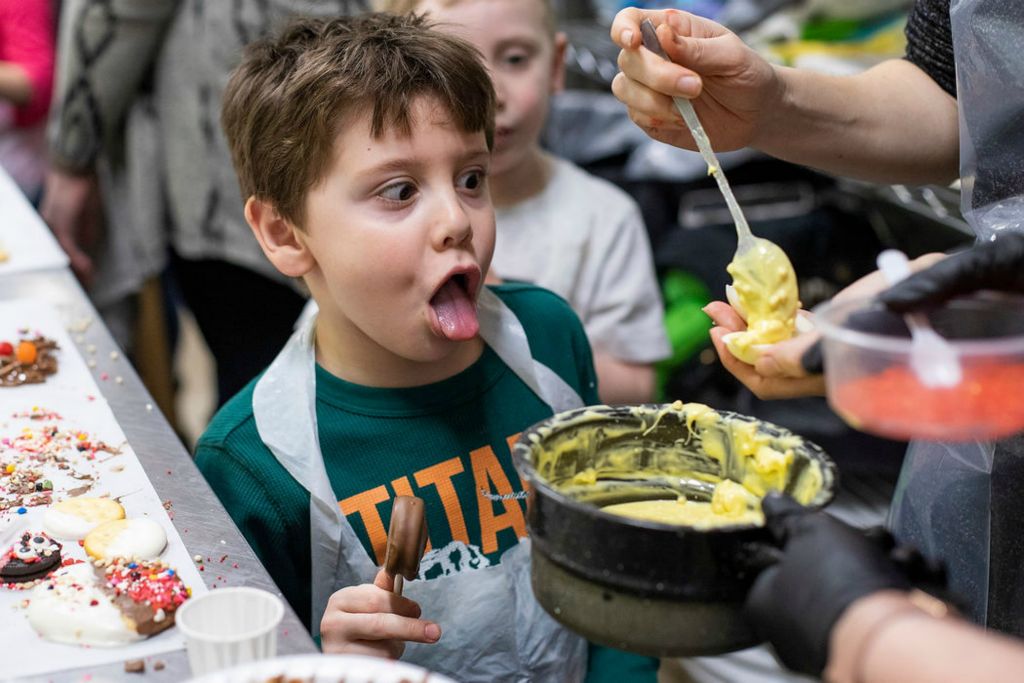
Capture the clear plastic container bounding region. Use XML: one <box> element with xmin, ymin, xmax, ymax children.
<box><xmin>813</xmin><ymin>295</ymin><xmax>1024</xmax><ymax>442</ymax></box>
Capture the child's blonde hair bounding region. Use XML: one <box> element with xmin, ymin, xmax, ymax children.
<box><xmin>221</xmin><ymin>12</ymin><xmax>496</xmax><ymax>227</ymax></box>
<box><xmin>373</xmin><ymin>0</ymin><xmax>557</xmax><ymax>36</ymax></box>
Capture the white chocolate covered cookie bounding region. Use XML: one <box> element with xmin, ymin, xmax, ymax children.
<box><xmin>84</xmin><ymin>518</ymin><xmax>167</xmax><ymax>561</ymax></box>
<box><xmin>43</xmin><ymin>497</ymin><xmax>125</xmax><ymax>541</ymax></box>
<box><xmin>27</xmin><ymin>563</ymin><xmax>141</xmax><ymax>646</ymax></box>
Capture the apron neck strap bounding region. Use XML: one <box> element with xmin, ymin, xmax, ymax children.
<box><xmin>476</xmin><ymin>288</ymin><xmax>585</xmax><ymax>413</ymax></box>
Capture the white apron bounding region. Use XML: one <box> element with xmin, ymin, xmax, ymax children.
<box><xmin>252</xmin><ymin>288</ymin><xmax>588</xmax><ymax>681</ymax></box>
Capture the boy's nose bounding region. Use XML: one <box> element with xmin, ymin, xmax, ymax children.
<box><xmin>432</xmin><ymin>194</ymin><xmax>473</xmax><ymax>250</ymax></box>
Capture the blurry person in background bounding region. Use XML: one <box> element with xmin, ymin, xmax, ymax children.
<box><xmin>375</xmin><ymin>0</ymin><xmax>671</xmax><ymax>405</ymax></box>
<box><xmin>0</xmin><ymin>0</ymin><xmax>55</xmax><ymax>204</ymax></box>
<box><xmin>40</xmin><ymin>0</ymin><xmax>367</xmax><ymax>409</ymax></box>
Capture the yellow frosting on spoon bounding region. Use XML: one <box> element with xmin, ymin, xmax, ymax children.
<box><xmin>723</xmin><ymin>243</ymin><xmax>800</xmax><ymax>365</ymax></box>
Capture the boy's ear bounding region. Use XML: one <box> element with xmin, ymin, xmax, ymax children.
<box><xmin>551</xmin><ymin>31</ymin><xmax>568</xmax><ymax>94</ymax></box>
<box><xmin>244</xmin><ymin>196</ymin><xmax>315</xmax><ymax>278</ymax></box>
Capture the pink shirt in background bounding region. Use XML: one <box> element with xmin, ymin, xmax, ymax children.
<box><xmin>0</xmin><ymin>0</ymin><xmax>55</xmax><ymax>127</ymax></box>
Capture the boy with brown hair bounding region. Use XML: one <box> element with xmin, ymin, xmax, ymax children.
<box><xmin>198</xmin><ymin>12</ymin><xmax>656</xmax><ymax>682</ymax></box>
<box><xmin>374</xmin><ymin>0</ymin><xmax>671</xmax><ymax>406</ymax></box>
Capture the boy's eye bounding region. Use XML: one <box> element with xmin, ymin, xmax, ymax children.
<box><xmin>458</xmin><ymin>170</ymin><xmax>486</xmax><ymax>192</ymax></box>
<box><xmin>379</xmin><ymin>182</ymin><xmax>417</xmax><ymax>203</ymax></box>
<box><xmin>501</xmin><ymin>50</ymin><xmax>532</xmax><ymax>69</ymax></box>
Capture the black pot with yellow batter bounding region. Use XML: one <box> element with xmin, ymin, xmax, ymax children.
<box><xmin>512</xmin><ymin>402</ymin><xmax>837</xmax><ymax>657</ymax></box>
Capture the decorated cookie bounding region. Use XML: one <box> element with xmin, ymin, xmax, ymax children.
<box><xmin>0</xmin><ymin>531</ymin><xmax>62</xmax><ymax>584</ymax></box>
<box><xmin>27</xmin><ymin>558</ymin><xmax>190</xmax><ymax>646</ymax></box>
<box><xmin>43</xmin><ymin>497</ymin><xmax>125</xmax><ymax>541</ymax></box>
<box><xmin>84</xmin><ymin>518</ymin><xmax>167</xmax><ymax>561</ymax></box>
<box><xmin>0</xmin><ymin>336</ymin><xmax>59</xmax><ymax>387</ymax></box>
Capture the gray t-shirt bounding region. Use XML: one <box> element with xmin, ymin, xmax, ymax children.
<box><xmin>492</xmin><ymin>155</ymin><xmax>670</xmax><ymax>365</ymax></box>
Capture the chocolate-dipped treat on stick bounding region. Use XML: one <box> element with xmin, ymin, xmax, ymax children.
<box><xmin>384</xmin><ymin>496</ymin><xmax>428</xmax><ymax>597</ymax></box>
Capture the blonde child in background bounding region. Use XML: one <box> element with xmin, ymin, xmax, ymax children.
<box><xmin>377</xmin><ymin>0</ymin><xmax>671</xmax><ymax>405</ymax></box>
<box><xmin>198</xmin><ymin>13</ymin><xmax>657</xmax><ymax>682</ymax></box>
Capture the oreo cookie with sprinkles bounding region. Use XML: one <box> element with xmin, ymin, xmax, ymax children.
<box><xmin>0</xmin><ymin>531</ymin><xmax>62</xmax><ymax>583</ymax></box>
<box><xmin>0</xmin><ymin>336</ymin><xmax>59</xmax><ymax>387</ymax></box>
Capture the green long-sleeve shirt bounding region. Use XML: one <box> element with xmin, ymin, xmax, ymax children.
<box><xmin>196</xmin><ymin>284</ymin><xmax>657</xmax><ymax>682</ymax></box>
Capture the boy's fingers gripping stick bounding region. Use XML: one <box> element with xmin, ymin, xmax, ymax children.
<box><xmin>384</xmin><ymin>496</ymin><xmax>429</xmax><ymax>597</ymax></box>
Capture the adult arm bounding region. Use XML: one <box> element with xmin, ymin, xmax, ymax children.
<box><xmin>48</xmin><ymin>0</ymin><xmax>179</xmax><ymax>170</ymax></box>
<box><xmin>829</xmin><ymin>591</ymin><xmax>1024</xmax><ymax>683</ymax></box>
<box><xmin>747</xmin><ymin>495</ymin><xmax>1024</xmax><ymax>683</ymax></box>
<box><xmin>42</xmin><ymin>0</ymin><xmax>178</xmax><ymax>282</ymax></box>
<box><xmin>610</xmin><ymin>8</ymin><xmax>959</xmax><ymax>185</ymax></box>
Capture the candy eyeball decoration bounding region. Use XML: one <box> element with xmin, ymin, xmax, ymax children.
<box><xmin>27</xmin><ymin>534</ymin><xmax>58</xmax><ymax>554</ymax></box>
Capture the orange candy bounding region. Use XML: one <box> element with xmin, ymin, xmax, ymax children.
<box><xmin>15</xmin><ymin>341</ymin><xmax>37</xmax><ymax>365</ymax></box>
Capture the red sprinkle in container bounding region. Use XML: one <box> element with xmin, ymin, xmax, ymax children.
<box><xmin>814</xmin><ymin>295</ymin><xmax>1024</xmax><ymax>442</ymax></box>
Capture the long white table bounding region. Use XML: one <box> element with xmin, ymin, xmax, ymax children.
<box><xmin>0</xmin><ymin>169</ymin><xmax>317</xmax><ymax>682</ymax></box>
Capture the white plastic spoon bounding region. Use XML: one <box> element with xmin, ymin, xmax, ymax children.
<box><xmin>876</xmin><ymin>250</ymin><xmax>962</xmax><ymax>388</ymax></box>
<box><xmin>639</xmin><ymin>20</ymin><xmax>759</xmax><ymax>257</ymax></box>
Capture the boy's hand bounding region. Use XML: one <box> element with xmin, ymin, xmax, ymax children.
<box><xmin>320</xmin><ymin>568</ymin><xmax>442</xmax><ymax>659</ymax></box>
<box><xmin>610</xmin><ymin>8</ymin><xmax>782</xmax><ymax>153</ymax></box>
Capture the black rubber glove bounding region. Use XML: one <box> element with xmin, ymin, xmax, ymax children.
<box><xmin>880</xmin><ymin>232</ymin><xmax>1024</xmax><ymax>312</ymax></box>
<box><xmin>744</xmin><ymin>495</ymin><xmax>913</xmax><ymax>677</ymax></box>
<box><xmin>799</xmin><ymin>340</ymin><xmax>824</xmax><ymax>376</ymax></box>
<box><xmin>802</xmin><ymin>234</ymin><xmax>1024</xmax><ymax>373</ymax></box>
<box><xmin>799</xmin><ymin>307</ymin><xmax>911</xmax><ymax>376</ymax></box>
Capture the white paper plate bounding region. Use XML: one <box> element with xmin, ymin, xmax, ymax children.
<box><xmin>0</xmin><ymin>166</ymin><xmax>69</xmax><ymax>275</ymax></box>
<box><xmin>186</xmin><ymin>654</ymin><xmax>458</xmax><ymax>683</ymax></box>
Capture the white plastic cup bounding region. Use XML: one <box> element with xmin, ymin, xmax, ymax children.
<box><xmin>176</xmin><ymin>587</ymin><xmax>285</xmax><ymax>676</ymax></box>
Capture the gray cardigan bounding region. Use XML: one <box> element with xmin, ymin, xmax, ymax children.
<box><xmin>49</xmin><ymin>0</ymin><xmax>367</xmax><ymax>297</ymax></box>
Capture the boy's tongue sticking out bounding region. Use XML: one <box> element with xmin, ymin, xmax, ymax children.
<box><xmin>431</xmin><ymin>275</ymin><xmax>479</xmax><ymax>341</ymax></box>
